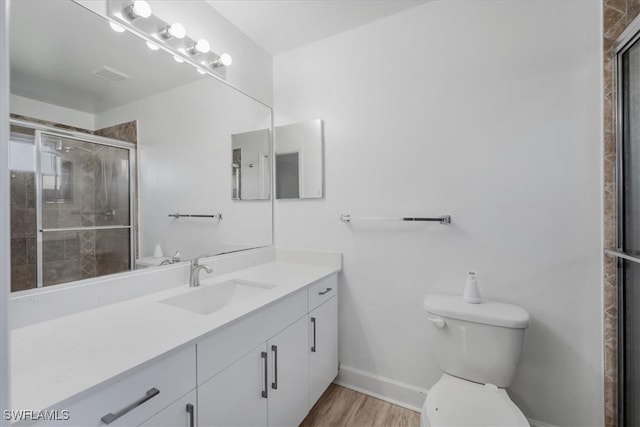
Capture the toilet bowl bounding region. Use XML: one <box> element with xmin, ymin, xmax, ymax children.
<box><xmin>422</xmin><ymin>294</ymin><xmax>531</xmax><ymax>427</ymax></box>
<box><xmin>420</xmin><ymin>374</ymin><xmax>529</xmax><ymax>427</ymax></box>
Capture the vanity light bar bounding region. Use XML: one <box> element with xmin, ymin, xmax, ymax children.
<box><xmin>106</xmin><ymin>0</ymin><xmax>231</xmax><ymax>79</ymax></box>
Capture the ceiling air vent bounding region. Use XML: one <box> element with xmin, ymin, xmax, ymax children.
<box><xmin>91</xmin><ymin>66</ymin><xmax>130</xmax><ymax>83</ymax></box>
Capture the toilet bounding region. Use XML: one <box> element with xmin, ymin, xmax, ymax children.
<box><xmin>421</xmin><ymin>294</ymin><xmax>531</xmax><ymax>427</ymax></box>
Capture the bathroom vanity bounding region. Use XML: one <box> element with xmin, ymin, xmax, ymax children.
<box><xmin>9</xmin><ymin>248</ymin><xmax>340</xmax><ymax>426</ymax></box>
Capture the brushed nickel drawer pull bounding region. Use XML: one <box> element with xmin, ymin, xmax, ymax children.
<box><xmin>318</xmin><ymin>288</ymin><xmax>332</xmax><ymax>295</ymax></box>
<box><xmin>101</xmin><ymin>387</ymin><xmax>160</xmax><ymax>424</ymax></box>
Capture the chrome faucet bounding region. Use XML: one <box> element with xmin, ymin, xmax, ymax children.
<box><xmin>160</xmin><ymin>250</ymin><xmax>181</xmax><ymax>266</ymax></box>
<box><xmin>189</xmin><ymin>256</ymin><xmax>213</xmax><ymax>287</ymax></box>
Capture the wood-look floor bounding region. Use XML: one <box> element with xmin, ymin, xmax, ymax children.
<box><xmin>300</xmin><ymin>384</ymin><xmax>421</xmax><ymax>427</ymax></box>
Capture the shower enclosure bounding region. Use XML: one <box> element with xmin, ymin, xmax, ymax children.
<box><xmin>615</xmin><ymin>25</ymin><xmax>640</xmax><ymax>427</ymax></box>
<box><xmin>9</xmin><ymin>120</ymin><xmax>135</xmax><ymax>291</ymax></box>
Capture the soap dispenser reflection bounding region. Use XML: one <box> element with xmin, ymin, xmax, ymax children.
<box><xmin>462</xmin><ymin>271</ymin><xmax>481</xmax><ymax>303</ymax></box>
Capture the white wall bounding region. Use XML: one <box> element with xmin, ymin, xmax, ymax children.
<box><xmin>273</xmin><ymin>1</ymin><xmax>603</xmax><ymax>426</ymax></box>
<box><xmin>96</xmin><ymin>78</ymin><xmax>272</xmax><ymax>260</ymax></box>
<box><xmin>10</xmin><ymin>94</ymin><xmax>95</xmax><ymax>130</ymax></box>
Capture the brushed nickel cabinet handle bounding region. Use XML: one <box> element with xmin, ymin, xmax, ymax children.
<box><xmin>261</xmin><ymin>351</ymin><xmax>268</xmax><ymax>398</ymax></box>
<box><xmin>186</xmin><ymin>403</ymin><xmax>194</xmax><ymax>427</ymax></box>
<box><xmin>271</xmin><ymin>345</ymin><xmax>278</xmax><ymax>390</ymax></box>
<box><xmin>311</xmin><ymin>317</ymin><xmax>317</xmax><ymax>352</ymax></box>
<box><xmin>101</xmin><ymin>387</ymin><xmax>160</xmax><ymax>424</ymax></box>
<box><xmin>318</xmin><ymin>288</ymin><xmax>332</xmax><ymax>295</ymax></box>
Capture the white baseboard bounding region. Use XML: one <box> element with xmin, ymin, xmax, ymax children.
<box><xmin>335</xmin><ymin>365</ymin><xmax>558</xmax><ymax>427</ymax></box>
<box><xmin>334</xmin><ymin>364</ymin><xmax>428</xmax><ymax>412</ymax></box>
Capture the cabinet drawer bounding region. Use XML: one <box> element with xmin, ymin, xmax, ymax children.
<box><xmin>46</xmin><ymin>347</ymin><xmax>196</xmax><ymax>427</ymax></box>
<box><xmin>197</xmin><ymin>289</ymin><xmax>307</xmax><ymax>385</ymax></box>
<box><xmin>308</xmin><ymin>275</ymin><xmax>338</xmax><ymax>311</ymax></box>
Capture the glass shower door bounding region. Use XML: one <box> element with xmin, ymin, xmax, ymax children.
<box><xmin>617</xmin><ymin>33</ymin><xmax>640</xmax><ymax>427</ymax></box>
<box><xmin>37</xmin><ymin>132</ymin><xmax>132</xmax><ymax>286</ymax></box>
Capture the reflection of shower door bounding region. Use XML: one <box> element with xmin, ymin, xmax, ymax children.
<box><xmin>616</xmin><ymin>30</ymin><xmax>640</xmax><ymax>427</ymax></box>
<box><xmin>36</xmin><ymin>131</ymin><xmax>134</xmax><ymax>287</ymax></box>
<box><xmin>9</xmin><ymin>119</ymin><xmax>135</xmax><ymax>291</ymax></box>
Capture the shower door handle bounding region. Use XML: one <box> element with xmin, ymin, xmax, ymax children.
<box><xmin>605</xmin><ymin>249</ymin><xmax>640</xmax><ymax>265</ymax></box>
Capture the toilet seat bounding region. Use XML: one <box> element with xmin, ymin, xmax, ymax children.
<box><xmin>421</xmin><ymin>374</ymin><xmax>529</xmax><ymax>427</ymax></box>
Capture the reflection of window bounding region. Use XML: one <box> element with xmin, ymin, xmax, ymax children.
<box><xmin>41</xmin><ymin>140</ymin><xmax>74</xmax><ymax>204</ymax></box>
<box><xmin>42</xmin><ymin>156</ymin><xmax>73</xmax><ymax>204</ymax></box>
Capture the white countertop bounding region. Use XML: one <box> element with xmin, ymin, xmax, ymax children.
<box><xmin>10</xmin><ymin>260</ymin><xmax>340</xmax><ymax>414</ymax></box>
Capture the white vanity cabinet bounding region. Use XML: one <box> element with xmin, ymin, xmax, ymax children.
<box><xmin>197</xmin><ymin>289</ymin><xmax>310</xmax><ymax>427</ymax></box>
<box><xmin>197</xmin><ymin>273</ymin><xmax>338</xmax><ymax>427</ymax></box>
<box><xmin>138</xmin><ymin>391</ymin><xmax>196</xmax><ymax>427</ymax></box>
<box><xmin>308</xmin><ymin>280</ymin><xmax>338</xmax><ymax>406</ymax></box>
<box><xmin>197</xmin><ymin>316</ymin><xmax>309</xmax><ymax>427</ymax></box>
<box><xmin>198</xmin><ymin>343</ymin><xmax>268</xmax><ymax>426</ymax></box>
<box><xmin>32</xmin><ymin>347</ymin><xmax>197</xmax><ymax>427</ymax></box>
<box><xmin>25</xmin><ymin>272</ymin><xmax>339</xmax><ymax>427</ymax></box>
<box><xmin>267</xmin><ymin>315</ymin><xmax>309</xmax><ymax>426</ymax></box>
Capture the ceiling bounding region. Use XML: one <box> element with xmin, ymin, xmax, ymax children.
<box><xmin>206</xmin><ymin>0</ymin><xmax>428</xmax><ymax>56</ymax></box>
<box><xmin>10</xmin><ymin>1</ymin><xmax>204</xmax><ymax>114</ymax></box>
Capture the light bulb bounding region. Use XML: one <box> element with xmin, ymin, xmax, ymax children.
<box><xmin>109</xmin><ymin>22</ymin><xmax>126</xmax><ymax>33</ymax></box>
<box><xmin>219</xmin><ymin>53</ymin><xmax>232</xmax><ymax>66</ymax></box>
<box><xmin>210</xmin><ymin>53</ymin><xmax>232</xmax><ymax>68</ymax></box>
<box><xmin>190</xmin><ymin>39</ymin><xmax>210</xmax><ymax>54</ymax></box>
<box><xmin>173</xmin><ymin>55</ymin><xmax>184</xmax><ymax>63</ymax></box>
<box><xmin>146</xmin><ymin>41</ymin><xmax>159</xmax><ymax>51</ymax></box>
<box><xmin>131</xmin><ymin>0</ymin><xmax>151</xmax><ymax>18</ymax></box>
<box><xmin>163</xmin><ymin>23</ymin><xmax>186</xmax><ymax>39</ymax></box>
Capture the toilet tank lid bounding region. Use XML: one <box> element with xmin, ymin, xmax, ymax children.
<box><xmin>423</xmin><ymin>294</ymin><xmax>530</xmax><ymax>329</ymax></box>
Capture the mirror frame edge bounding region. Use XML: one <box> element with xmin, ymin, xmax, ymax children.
<box><xmin>1</xmin><ymin>0</ymin><xmax>11</xmax><ymax>421</ymax></box>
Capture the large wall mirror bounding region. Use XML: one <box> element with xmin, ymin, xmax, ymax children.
<box><xmin>8</xmin><ymin>0</ymin><xmax>272</xmax><ymax>292</ymax></box>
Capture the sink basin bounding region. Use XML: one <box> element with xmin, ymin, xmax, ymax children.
<box><xmin>160</xmin><ymin>279</ymin><xmax>276</xmax><ymax>315</ymax></box>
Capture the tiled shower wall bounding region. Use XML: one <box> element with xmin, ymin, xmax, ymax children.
<box><xmin>9</xmin><ymin>116</ymin><xmax>137</xmax><ymax>291</ymax></box>
<box><xmin>603</xmin><ymin>1</ymin><xmax>640</xmax><ymax>426</ymax></box>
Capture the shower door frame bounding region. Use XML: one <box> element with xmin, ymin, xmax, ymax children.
<box><xmin>613</xmin><ymin>21</ymin><xmax>640</xmax><ymax>427</ymax></box>
<box><xmin>9</xmin><ymin>118</ymin><xmax>137</xmax><ymax>288</ymax></box>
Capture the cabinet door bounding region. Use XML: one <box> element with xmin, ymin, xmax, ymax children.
<box><xmin>139</xmin><ymin>390</ymin><xmax>197</xmax><ymax>427</ymax></box>
<box><xmin>267</xmin><ymin>316</ymin><xmax>309</xmax><ymax>427</ymax></box>
<box><xmin>309</xmin><ymin>296</ymin><xmax>338</xmax><ymax>407</ymax></box>
<box><xmin>198</xmin><ymin>343</ymin><xmax>268</xmax><ymax>426</ymax></box>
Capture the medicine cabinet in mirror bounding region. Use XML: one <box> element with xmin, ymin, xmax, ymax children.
<box><xmin>8</xmin><ymin>0</ymin><xmax>272</xmax><ymax>293</ymax></box>
<box><xmin>274</xmin><ymin>119</ymin><xmax>324</xmax><ymax>200</ymax></box>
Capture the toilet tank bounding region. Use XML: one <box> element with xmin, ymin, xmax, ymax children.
<box><xmin>423</xmin><ymin>294</ymin><xmax>530</xmax><ymax>388</ymax></box>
